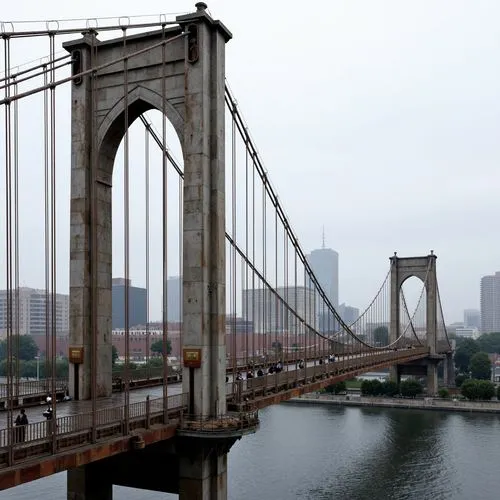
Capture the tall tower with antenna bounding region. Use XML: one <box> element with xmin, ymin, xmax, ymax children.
<box><xmin>306</xmin><ymin>228</ymin><xmax>339</xmax><ymax>310</ymax></box>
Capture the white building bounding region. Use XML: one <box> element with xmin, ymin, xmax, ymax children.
<box><xmin>455</xmin><ymin>327</ymin><xmax>480</xmax><ymax>340</ymax></box>
<box><xmin>480</xmin><ymin>272</ymin><xmax>500</xmax><ymax>334</ymax></box>
<box><xmin>0</xmin><ymin>287</ymin><xmax>69</xmax><ymax>338</ymax></box>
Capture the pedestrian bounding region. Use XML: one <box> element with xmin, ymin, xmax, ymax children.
<box><xmin>15</xmin><ymin>408</ymin><xmax>28</xmax><ymax>443</ymax></box>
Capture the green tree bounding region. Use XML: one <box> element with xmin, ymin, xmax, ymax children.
<box><xmin>477</xmin><ymin>380</ymin><xmax>495</xmax><ymax>400</ymax></box>
<box><xmin>455</xmin><ymin>373</ymin><xmax>468</xmax><ymax>387</ymax></box>
<box><xmin>461</xmin><ymin>379</ymin><xmax>495</xmax><ymax>400</ymax></box>
<box><xmin>381</xmin><ymin>380</ymin><xmax>399</xmax><ymax>397</ymax></box>
<box><xmin>325</xmin><ymin>381</ymin><xmax>346</xmax><ymax>394</ymax></box>
<box><xmin>112</xmin><ymin>345</ymin><xmax>119</xmax><ymax>365</ymax></box>
<box><xmin>478</xmin><ymin>332</ymin><xmax>500</xmax><ymax>354</ymax></box>
<box><xmin>150</xmin><ymin>339</ymin><xmax>172</xmax><ymax>356</ymax></box>
<box><xmin>0</xmin><ymin>335</ymin><xmax>39</xmax><ymax>361</ymax></box>
<box><xmin>438</xmin><ymin>388</ymin><xmax>449</xmax><ymax>399</ymax></box>
<box><xmin>454</xmin><ymin>338</ymin><xmax>480</xmax><ymax>373</ymax></box>
<box><xmin>361</xmin><ymin>379</ymin><xmax>383</xmax><ymax>396</ymax></box>
<box><xmin>373</xmin><ymin>326</ymin><xmax>389</xmax><ymax>346</ymax></box>
<box><xmin>469</xmin><ymin>352</ymin><xmax>491</xmax><ymax>380</ymax></box>
<box><xmin>400</xmin><ymin>379</ymin><xmax>423</xmax><ymax>398</ymax></box>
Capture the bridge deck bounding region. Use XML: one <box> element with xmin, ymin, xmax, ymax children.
<box><xmin>0</xmin><ymin>347</ymin><xmax>434</xmax><ymax>490</ymax></box>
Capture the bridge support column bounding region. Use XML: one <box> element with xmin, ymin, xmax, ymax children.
<box><xmin>177</xmin><ymin>436</ymin><xmax>238</xmax><ymax>500</ymax></box>
<box><xmin>178</xmin><ymin>6</ymin><xmax>232</xmax><ymax>418</ymax></box>
<box><xmin>427</xmin><ymin>364</ymin><xmax>438</xmax><ymax>396</ymax></box>
<box><xmin>444</xmin><ymin>353</ymin><xmax>455</xmax><ymax>387</ymax></box>
<box><xmin>390</xmin><ymin>365</ymin><xmax>401</xmax><ymax>386</ymax></box>
<box><xmin>67</xmin><ymin>463</ymin><xmax>112</xmax><ymax>500</ymax></box>
<box><xmin>179</xmin><ymin>452</ymin><xmax>228</xmax><ymax>500</ymax></box>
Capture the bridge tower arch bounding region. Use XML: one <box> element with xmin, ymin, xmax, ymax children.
<box><xmin>64</xmin><ymin>5</ymin><xmax>232</xmax><ymax>415</ymax></box>
<box><xmin>389</xmin><ymin>252</ymin><xmax>439</xmax><ymax>394</ymax></box>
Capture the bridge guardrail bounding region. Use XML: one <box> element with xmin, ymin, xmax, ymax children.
<box><xmin>0</xmin><ymin>379</ymin><xmax>68</xmax><ymax>400</ymax></box>
<box><xmin>0</xmin><ymin>392</ymin><xmax>188</xmax><ymax>452</ymax></box>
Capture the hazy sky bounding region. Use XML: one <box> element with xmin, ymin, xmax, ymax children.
<box><xmin>1</xmin><ymin>0</ymin><xmax>499</xmax><ymax>324</ymax></box>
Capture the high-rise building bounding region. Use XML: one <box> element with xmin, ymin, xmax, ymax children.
<box><xmin>464</xmin><ymin>309</ymin><xmax>481</xmax><ymax>330</ymax></box>
<box><xmin>0</xmin><ymin>287</ymin><xmax>69</xmax><ymax>337</ymax></box>
<box><xmin>242</xmin><ymin>286</ymin><xmax>316</xmax><ymax>333</ymax></box>
<box><xmin>112</xmin><ymin>278</ymin><xmax>147</xmax><ymax>329</ymax></box>
<box><xmin>306</xmin><ymin>243</ymin><xmax>339</xmax><ymax>310</ymax></box>
<box><xmin>338</xmin><ymin>303</ymin><xmax>360</xmax><ymax>325</ymax></box>
<box><xmin>480</xmin><ymin>272</ymin><xmax>500</xmax><ymax>334</ymax></box>
<box><xmin>166</xmin><ymin>276</ymin><xmax>182</xmax><ymax>322</ymax></box>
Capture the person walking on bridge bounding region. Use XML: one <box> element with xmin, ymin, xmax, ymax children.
<box><xmin>15</xmin><ymin>408</ymin><xmax>28</xmax><ymax>443</ymax></box>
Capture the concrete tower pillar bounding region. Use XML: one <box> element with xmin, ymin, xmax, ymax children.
<box><xmin>178</xmin><ymin>4</ymin><xmax>233</xmax><ymax>500</ymax></box>
<box><xmin>389</xmin><ymin>254</ymin><xmax>399</xmax><ymax>383</ymax></box>
<box><xmin>64</xmin><ymin>32</ymin><xmax>113</xmax><ymax>400</ymax></box>
<box><xmin>179</xmin><ymin>2</ymin><xmax>231</xmax><ymax>420</ymax></box>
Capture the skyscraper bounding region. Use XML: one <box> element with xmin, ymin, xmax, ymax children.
<box><xmin>306</xmin><ymin>235</ymin><xmax>339</xmax><ymax>309</ymax></box>
<box><xmin>480</xmin><ymin>272</ymin><xmax>500</xmax><ymax>334</ymax></box>
<box><xmin>112</xmin><ymin>278</ymin><xmax>147</xmax><ymax>329</ymax></box>
<box><xmin>0</xmin><ymin>287</ymin><xmax>69</xmax><ymax>337</ymax></box>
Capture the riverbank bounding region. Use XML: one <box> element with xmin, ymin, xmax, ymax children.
<box><xmin>288</xmin><ymin>393</ymin><xmax>500</xmax><ymax>414</ymax></box>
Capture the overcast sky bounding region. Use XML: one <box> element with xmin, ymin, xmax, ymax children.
<box><xmin>1</xmin><ymin>0</ymin><xmax>499</xmax><ymax>324</ymax></box>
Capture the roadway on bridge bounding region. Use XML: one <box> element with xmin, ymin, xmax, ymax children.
<box><xmin>0</xmin><ymin>351</ymin><xmax>380</xmax><ymax>428</ymax></box>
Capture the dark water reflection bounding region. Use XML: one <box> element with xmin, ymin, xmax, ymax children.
<box><xmin>3</xmin><ymin>404</ymin><xmax>500</xmax><ymax>499</ymax></box>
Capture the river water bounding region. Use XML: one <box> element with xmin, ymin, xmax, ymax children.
<box><xmin>4</xmin><ymin>402</ymin><xmax>500</xmax><ymax>499</ymax></box>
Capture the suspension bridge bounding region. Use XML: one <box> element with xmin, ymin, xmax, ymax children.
<box><xmin>0</xmin><ymin>4</ymin><xmax>453</xmax><ymax>498</ymax></box>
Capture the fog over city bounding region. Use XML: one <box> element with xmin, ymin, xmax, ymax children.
<box><xmin>1</xmin><ymin>0</ymin><xmax>499</xmax><ymax>324</ymax></box>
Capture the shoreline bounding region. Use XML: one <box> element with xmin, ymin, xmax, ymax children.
<box><xmin>287</xmin><ymin>394</ymin><xmax>500</xmax><ymax>415</ymax></box>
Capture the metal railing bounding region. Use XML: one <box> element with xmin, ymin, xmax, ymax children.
<box><xmin>0</xmin><ymin>379</ymin><xmax>67</xmax><ymax>399</ymax></box>
<box><xmin>0</xmin><ymin>392</ymin><xmax>188</xmax><ymax>466</ymax></box>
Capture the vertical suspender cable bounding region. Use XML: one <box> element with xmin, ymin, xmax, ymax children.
<box><xmin>145</xmin><ymin>125</ymin><xmax>150</xmax><ymax>379</ymax></box>
<box><xmin>43</xmin><ymin>64</ymin><xmax>50</xmax><ymax>395</ymax></box>
<box><xmin>178</xmin><ymin>174</ymin><xmax>183</xmax><ymax>362</ymax></box>
<box><xmin>13</xmin><ymin>76</ymin><xmax>20</xmax><ymax>399</ymax></box>
<box><xmin>244</xmin><ymin>142</ymin><xmax>249</xmax><ymax>368</ymax></box>
<box><xmin>49</xmin><ymin>31</ymin><xmax>58</xmax><ymax>454</ymax></box>
<box><xmin>262</xmin><ymin>177</ymin><xmax>266</xmax><ymax>372</ymax></box>
<box><xmin>122</xmin><ymin>27</ymin><xmax>130</xmax><ymax>436</ymax></box>
<box><xmin>251</xmin><ymin>155</ymin><xmax>256</xmax><ymax>371</ymax></box>
<box><xmin>274</xmin><ymin>199</ymin><xmax>278</xmax><ymax>371</ymax></box>
<box><xmin>3</xmin><ymin>33</ymin><xmax>14</xmax><ymax>466</ymax></box>
<box><xmin>231</xmin><ymin>113</ymin><xmax>236</xmax><ymax>378</ymax></box>
<box><xmin>160</xmin><ymin>25</ymin><xmax>169</xmax><ymax>420</ymax></box>
<box><xmin>89</xmin><ymin>29</ymin><xmax>98</xmax><ymax>443</ymax></box>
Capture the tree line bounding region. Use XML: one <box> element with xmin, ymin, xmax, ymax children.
<box><xmin>0</xmin><ymin>335</ymin><xmax>172</xmax><ymax>379</ymax></box>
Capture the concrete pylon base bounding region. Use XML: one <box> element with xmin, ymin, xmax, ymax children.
<box><xmin>427</xmin><ymin>363</ymin><xmax>438</xmax><ymax>396</ymax></box>
<box><xmin>179</xmin><ymin>453</ymin><xmax>228</xmax><ymax>500</ymax></box>
<box><xmin>67</xmin><ymin>463</ymin><xmax>112</xmax><ymax>500</ymax></box>
<box><xmin>390</xmin><ymin>365</ymin><xmax>401</xmax><ymax>386</ymax></box>
<box><xmin>177</xmin><ymin>435</ymin><xmax>239</xmax><ymax>500</ymax></box>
